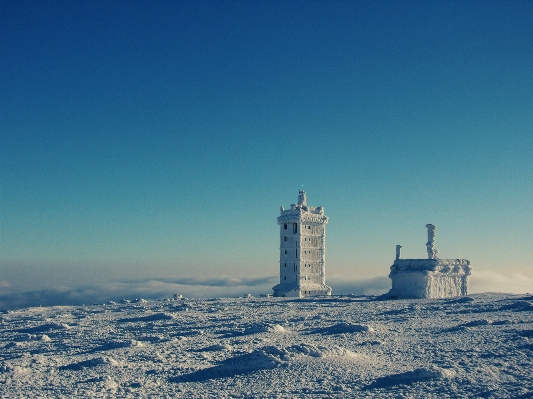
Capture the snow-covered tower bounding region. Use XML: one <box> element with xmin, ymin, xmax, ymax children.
<box><xmin>273</xmin><ymin>190</ymin><xmax>332</xmax><ymax>297</ymax></box>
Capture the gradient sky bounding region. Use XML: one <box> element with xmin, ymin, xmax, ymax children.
<box><xmin>1</xmin><ymin>1</ymin><xmax>532</xmax><ymax>300</ymax></box>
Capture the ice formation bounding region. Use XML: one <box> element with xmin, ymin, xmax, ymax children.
<box><xmin>387</xmin><ymin>224</ymin><xmax>472</xmax><ymax>299</ymax></box>
<box><xmin>272</xmin><ymin>190</ymin><xmax>332</xmax><ymax>297</ymax></box>
<box><xmin>426</xmin><ymin>223</ymin><xmax>438</xmax><ymax>259</ymax></box>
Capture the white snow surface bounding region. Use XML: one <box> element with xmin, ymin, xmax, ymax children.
<box><xmin>1</xmin><ymin>293</ymin><xmax>533</xmax><ymax>398</ymax></box>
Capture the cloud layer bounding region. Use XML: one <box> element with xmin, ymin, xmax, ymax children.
<box><xmin>0</xmin><ymin>274</ymin><xmax>391</xmax><ymax>310</ymax></box>
<box><xmin>469</xmin><ymin>271</ymin><xmax>533</xmax><ymax>295</ymax></box>
<box><xmin>1</xmin><ymin>271</ymin><xmax>531</xmax><ymax>310</ymax></box>
<box><xmin>0</xmin><ymin>276</ymin><xmax>277</xmax><ymax>310</ymax></box>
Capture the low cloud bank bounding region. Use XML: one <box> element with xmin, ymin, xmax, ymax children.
<box><xmin>327</xmin><ymin>274</ymin><xmax>391</xmax><ymax>296</ymax></box>
<box><xmin>0</xmin><ymin>275</ymin><xmax>391</xmax><ymax>310</ymax></box>
<box><xmin>0</xmin><ymin>276</ymin><xmax>277</xmax><ymax>310</ymax></box>
<box><xmin>1</xmin><ymin>271</ymin><xmax>530</xmax><ymax>310</ymax></box>
<box><xmin>469</xmin><ymin>271</ymin><xmax>533</xmax><ymax>294</ymax></box>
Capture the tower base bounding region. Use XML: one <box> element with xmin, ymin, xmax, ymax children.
<box><xmin>272</xmin><ymin>283</ymin><xmax>332</xmax><ymax>298</ymax></box>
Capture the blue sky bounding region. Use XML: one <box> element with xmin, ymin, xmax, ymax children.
<box><xmin>1</xmin><ymin>1</ymin><xmax>532</xmax><ymax>306</ymax></box>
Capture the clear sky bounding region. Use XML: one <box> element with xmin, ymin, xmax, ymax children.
<box><xmin>1</xmin><ymin>1</ymin><xmax>532</xmax><ymax>307</ymax></box>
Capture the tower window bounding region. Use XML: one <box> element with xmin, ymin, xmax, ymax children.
<box><xmin>284</xmin><ymin>224</ymin><xmax>287</xmax><ymax>230</ymax></box>
<box><xmin>284</xmin><ymin>250</ymin><xmax>287</xmax><ymax>254</ymax></box>
<box><xmin>284</xmin><ymin>237</ymin><xmax>287</xmax><ymax>241</ymax></box>
<box><xmin>293</xmin><ymin>223</ymin><xmax>297</xmax><ymax>234</ymax></box>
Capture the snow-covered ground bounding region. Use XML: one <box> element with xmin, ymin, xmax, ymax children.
<box><xmin>1</xmin><ymin>293</ymin><xmax>532</xmax><ymax>398</ymax></box>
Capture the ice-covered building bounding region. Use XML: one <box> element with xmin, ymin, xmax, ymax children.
<box><xmin>386</xmin><ymin>224</ymin><xmax>472</xmax><ymax>299</ymax></box>
<box><xmin>272</xmin><ymin>191</ymin><xmax>332</xmax><ymax>297</ymax></box>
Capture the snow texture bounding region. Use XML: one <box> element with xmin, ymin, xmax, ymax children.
<box><xmin>1</xmin><ymin>293</ymin><xmax>532</xmax><ymax>398</ymax></box>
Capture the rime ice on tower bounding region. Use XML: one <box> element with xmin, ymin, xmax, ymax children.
<box><xmin>272</xmin><ymin>191</ymin><xmax>332</xmax><ymax>297</ymax></box>
<box><xmin>387</xmin><ymin>224</ymin><xmax>472</xmax><ymax>299</ymax></box>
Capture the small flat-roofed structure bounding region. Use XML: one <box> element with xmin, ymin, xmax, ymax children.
<box><xmin>386</xmin><ymin>225</ymin><xmax>472</xmax><ymax>299</ymax></box>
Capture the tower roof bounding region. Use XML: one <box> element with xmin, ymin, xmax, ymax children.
<box><xmin>278</xmin><ymin>191</ymin><xmax>328</xmax><ymax>224</ymax></box>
